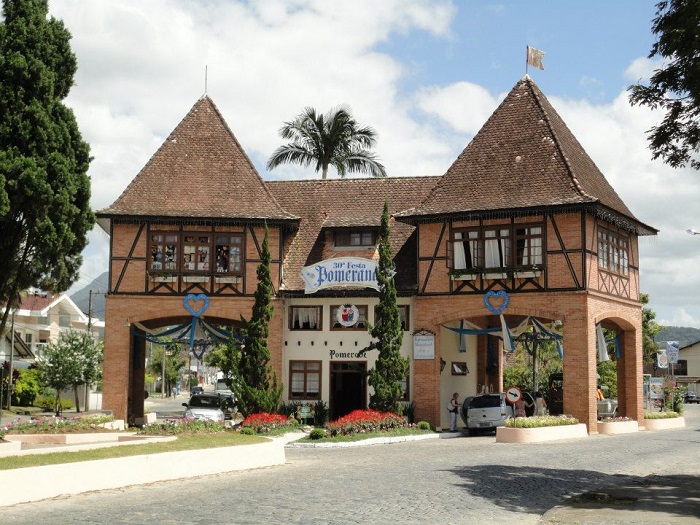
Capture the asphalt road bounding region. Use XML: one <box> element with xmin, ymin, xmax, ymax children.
<box><xmin>1</xmin><ymin>405</ymin><xmax>698</xmax><ymax>525</ymax></box>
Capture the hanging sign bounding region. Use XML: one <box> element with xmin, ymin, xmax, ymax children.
<box><xmin>666</xmin><ymin>341</ymin><xmax>679</xmax><ymax>365</ymax></box>
<box><xmin>336</xmin><ymin>305</ymin><xmax>360</xmax><ymax>327</ymax></box>
<box><xmin>301</xmin><ymin>257</ymin><xmax>379</xmax><ymax>294</ymax></box>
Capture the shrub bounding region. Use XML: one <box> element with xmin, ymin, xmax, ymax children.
<box><xmin>240</xmin><ymin>412</ymin><xmax>296</xmax><ymax>434</ymax></box>
<box><xmin>309</xmin><ymin>428</ymin><xmax>325</xmax><ymax>440</ymax></box>
<box><xmin>325</xmin><ymin>409</ymin><xmax>406</xmax><ymax>437</ymax></box>
<box><xmin>505</xmin><ymin>415</ymin><xmax>579</xmax><ymax>428</ymax></box>
<box><xmin>600</xmin><ymin>416</ymin><xmax>631</xmax><ymax>422</ymax></box>
<box><xmin>313</xmin><ymin>400</ymin><xmax>329</xmax><ymax>426</ymax></box>
<box><xmin>239</xmin><ymin>426</ymin><xmax>255</xmax><ymax>435</ymax></box>
<box><xmin>644</xmin><ymin>411</ymin><xmax>680</xmax><ymax>419</ymax></box>
<box><xmin>417</xmin><ymin>420</ymin><xmax>431</xmax><ymax>430</ymax></box>
<box><xmin>35</xmin><ymin>395</ymin><xmax>73</xmax><ymax>412</ymax></box>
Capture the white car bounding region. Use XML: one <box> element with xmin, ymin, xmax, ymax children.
<box><xmin>182</xmin><ymin>393</ymin><xmax>225</xmax><ymax>423</ymax></box>
<box><xmin>460</xmin><ymin>393</ymin><xmax>513</xmax><ymax>435</ymax></box>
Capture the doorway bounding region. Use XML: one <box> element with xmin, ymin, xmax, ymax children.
<box><xmin>330</xmin><ymin>361</ymin><xmax>366</xmax><ymax>420</ymax></box>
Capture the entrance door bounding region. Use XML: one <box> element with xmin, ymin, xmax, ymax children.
<box><xmin>330</xmin><ymin>362</ymin><xmax>366</xmax><ymax>420</ymax></box>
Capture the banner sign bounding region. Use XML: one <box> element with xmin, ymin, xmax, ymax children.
<box><xmin>301</xmin><ymin>257</ymin><xmax>379</xmax><ymax>294</ymax></box>
<box><xmin>649</xmin><ymin>377</ymin><xmax>664</xmax><ymax>400</ymax></box>
<box><xmin>666</xmin><ymin>341</ymin><xmax>680</xmax><ymax>365</ymax></box>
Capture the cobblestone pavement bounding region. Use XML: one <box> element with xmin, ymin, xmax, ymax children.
<box><xmin>1</xmin><ymin>406</ymin><xmax>698</xmax><ymax>524</ymax></box>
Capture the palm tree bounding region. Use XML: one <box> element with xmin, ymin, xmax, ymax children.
<box><xmin>267</xmin><ymin>106</ymin><xmax>387</xmax><ymax>179</ymax></box>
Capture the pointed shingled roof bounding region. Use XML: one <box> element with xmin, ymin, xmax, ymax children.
<box><xmin>396</xmin><ymin>77</ymin><xmax>656</xmax><ymax>235</ymax></box>
<box><xmin>97</xmin><ymin>96</ymin><xmax>297</xmax><ymax>222</ymax></box>
<box><xmin>267</xmin><ymin>176</ymin><xmax>438</xmax><ymax>291</ymax></box>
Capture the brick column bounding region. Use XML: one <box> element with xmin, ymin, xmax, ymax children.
<box><xmin>102</xmin><ymin>297</ymin><xmax>131</xmax><ymax>422</ymax></box>
<box><xmin>563</xmin><ymin>314</ymin><xmax>597</xmax><ymax>433</ymax></box>
<box><xmin>622</xmin><ymin>328</ymin><xmax>644</xmax><ymax>422</ymax></box>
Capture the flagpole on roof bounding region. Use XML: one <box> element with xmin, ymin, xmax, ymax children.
<box><xmin>525</xmin><ymin>46</ymin><xmax>529</xmax><ymax>76</ymax></box>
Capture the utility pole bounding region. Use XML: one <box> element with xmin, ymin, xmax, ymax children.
<box><xmin>6</xmin><ymin>309</ymin><xmax>15</xmax><ymax>411</ymax></box>
<box><xmin>85</xmin><ymin>290</ymin><xmax>93</xmax><ymax>411</ymax></box>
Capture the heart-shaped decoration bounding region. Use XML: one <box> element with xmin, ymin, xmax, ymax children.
<box><xmin>484</xmin><ymin>290</ymin><xmax>509</xmax><ymax>315</ymax></box>
<box><xmin>184</xmin><ymin>294</ymin><xmax>209</xmax><ymax>317</ymax></box>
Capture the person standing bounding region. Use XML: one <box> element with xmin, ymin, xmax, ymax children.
<box><xmin>534</xmin><ymin>391</ymin><xmax>547</xmax><ymax>416</ymax></box>
<box><xmin>449</xmin><ymin>392</ymin><xmax>461</xmax><ymax>431</ymax></box>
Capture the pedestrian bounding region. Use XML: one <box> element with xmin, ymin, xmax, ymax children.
<box><xmin>534</xmin><ymin>391</ymin><xmax>547</xmax><ymax>416</ymax></box>
<box><xmin>448</xmin><ymin>392</ymin><xmax>460</xmax><ymax>431</ymax></box>
<box><xmin>514</xmin><ymin>395</ymin><xmax>533</xmax><ymax>417</ymax></box>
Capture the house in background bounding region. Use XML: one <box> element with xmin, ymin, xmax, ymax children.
<box><xmin>1</xmin><ymin>289</ymin><xmax>103</xmax><ymax>407</ymax></box>
<box><xmin>675</xmin><ymin>341</ymin><xmax>700</xmax><ymax>394</ymax></box>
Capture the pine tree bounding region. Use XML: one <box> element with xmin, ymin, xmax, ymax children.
<box><xmin>230</xmin><ymin>226</ymin><xmax>282</xmax><ymax>415</ymax></box>
<box><xmin>0</xmin><ymin>0</ymin><xmax>94</xmax><ymax>338</ymax></box>
<box><xmin>359</xmin><ymin>202</ymin><xmax>408</xmax><ymax>413</ymax></box>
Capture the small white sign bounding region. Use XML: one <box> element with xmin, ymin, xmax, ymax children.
<box><xmin>413</xmin><ymin>333</ymin><xmax>435</xmax><ymax>360</ymax></box>
<box><xmin>666</xmin><ymin>341</ymin><xmax>680</xmax><ymax>365</ymax></box>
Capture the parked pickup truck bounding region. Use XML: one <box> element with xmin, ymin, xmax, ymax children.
<box><xmin>597</xmin><ymin>397</ymin><xmax>618</xmax><ymax>418</ymax></box>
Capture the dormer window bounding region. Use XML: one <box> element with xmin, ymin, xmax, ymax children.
<box><xmin>334</xmin><ymin>230</ymin><xmax>376</xmax><ymax>248</ymax></box>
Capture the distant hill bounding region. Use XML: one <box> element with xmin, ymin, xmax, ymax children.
<box><xmin>655</xmin><ymin>326</ymin><xmax>700</xmax><ymax>348</ymax></box>
<box><xmin>70</xmin><ymin>272</ymin><xmax>108</xmax><ymax>320</ymax></box>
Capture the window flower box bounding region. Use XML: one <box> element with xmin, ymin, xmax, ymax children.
<box><xmin>482</xmin><ymin>271</ymin><xmax>508</xmax><ymax>280</ymax></box>
<box><xmin>450</xmin><ymin>272</ymin><xmax>478</xmax><ymax>281</ymax></box>
<box><xmin>183</xmin><ymin>275</ymin><xmax>209</xmax><ymax>283</ymax></box>
<box><xmin>150</xmin><ymin>275</ymin><xmax>177</xmax><ymax>283</ymax></box>
<box><xmin>215</xmin><ymin>276</ymin><xmax>242</xmax><ymax>284</ymax></box>
<box><xmin>514</xmin><ymin>270</ymin><xmax>541</xmax><ymax>279</ymax></box>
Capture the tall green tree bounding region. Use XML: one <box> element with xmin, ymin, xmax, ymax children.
<box><xmin>641</xmin><ymin>292</ymin><xmax>662</xmax><ymax>364</ymax></box>
<box><xmin>0</xmin><ymin>0</ymin><xmax>94</xmax><ymax>339</ymax></box>
<box><xmin>41</xmin><ymin>331</ymin><xmax>100</xmax><ymax>415</ymax></box>
<box><xmin>146</xmin><ymin>343</ymin><xmax>186</xmax><ymax>397</ymax></box>
<box><xmin>267</xmin><ymin>105</ymin><xmax>387</xmax><ymax>179</ymax></box>
<box><xmin>215</xmin><ymin>227</ymin><xmax>282</xmax><ymax>415</ymax></box>
<box><xmin>358</xmin><ymin>202</ymin><xmax>408</xmax><ymax>413</ymax></box>
<box><xmin>628</xmin><ymin>0</ymin><xmax>700</xmax><ymax>170</ymax></box>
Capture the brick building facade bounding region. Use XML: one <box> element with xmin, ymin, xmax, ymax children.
<box><xmin>97</xmin><ymin>77</ymin><xmax>656</xmax><ymax>432</ymax></box>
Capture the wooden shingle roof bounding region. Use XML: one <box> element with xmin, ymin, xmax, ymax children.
<box><xmin>396</xmin><ymin>77</ymin><xmax>656</xmax><ymax>235</ymax></box>
<box><xmin>97</xmin><ymin>96</ymin><xmax>297</xmax><ymax>223</ymax></box>
<box><xmin>267</xmin><ymin>176</ymin><xmax>439</xmax><ymax>292</ymax></box>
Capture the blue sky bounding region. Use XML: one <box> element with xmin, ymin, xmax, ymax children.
<box><xmin>46</xmin><ymin>1</ymin><xmax>700</xmax><ymax>329</ymax></box>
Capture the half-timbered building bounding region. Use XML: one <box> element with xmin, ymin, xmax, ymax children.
<box><xmin>97</xmin><ymin>77</ymin><xmax>656</xmax><ymax>432</ymax></box>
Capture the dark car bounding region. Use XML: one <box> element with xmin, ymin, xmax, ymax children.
<box><xmin>684</xmin><ymin>391</ymin><xmax>699</xmax><ymax>404</ymax></box>
<box><xmin>190</xmin><ymin>385</ymin><xmax>204</xmax><ymax>395</ymax></box>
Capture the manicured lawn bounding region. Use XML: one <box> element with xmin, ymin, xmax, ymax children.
<box><xmin>0</xmin><ymin>433</ymin><xmax>266</xmax><ymax>471</ymax></box>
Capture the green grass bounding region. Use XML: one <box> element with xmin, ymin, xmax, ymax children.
<box><xmin>296</xmin><ymin>426</ymin><xmax>434</xmax><ymax>443</ymax></box>
<box><xmin>0</xmin><ymin>432</ymin><xmax>267</xmax><ymax>471</ymax></box>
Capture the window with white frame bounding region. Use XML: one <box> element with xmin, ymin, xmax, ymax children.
<box><xmin>289</xmin><ymin>306</ymin><xmax>322</xmax><ymax>330</ymax></box>
<box><xmin>452</xmin><ymin>230</ymin><xmax>479</xmax><ymax>270</ymax></box>
<box><xmin>289</xmin><ymin>360</ymin><xmax>321</xmax><ymax>400</ymax></box>
<box><xmin>483</xmin><ymin>227</ymin><xmax>510</xmax><ymax>268</ymax></box>
<box><xmin>598</xmin><ymin>228</ymin><xmax>629</xmax><ymax>275</ymax></box>
<box><xmin>514</xmin><ymin>225</ymin><xmax>543</xmax><ymax>267</ymax></box>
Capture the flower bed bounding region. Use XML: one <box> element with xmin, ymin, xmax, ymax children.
<box><xmin>325</xmin><ymin>409</ymin><xmax>406</xmax><ymax>437</ymax></box>
<box><xmin>240</xmin><ymin>413</ymin><xmax>297</xmax><ymax>434</ymax></box>
<box><xmin>2</xmin><ymin>414</ymin><xmax>117</xmax><ymax>435</ymax></box>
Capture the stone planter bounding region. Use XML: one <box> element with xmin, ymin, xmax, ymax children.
<box><xmin>483</xmin><ymin>272</ymin><xmax>508</xmax><ymax>279</ymax></box>
<box><xmin>597</xmin><ymin>420</ymin><xmax>638</xmax><ymax>435</ymax></box>
<box><xmin>151</xmin><ymin>275</ymin><xmax>177</xmax><ymax>283</ymax></box>
<box><xmin>642</xmin><ymin>417</ymin><xmax>685</xmax><ymax>431</ymax></box>
<box><xmin>496</xmin><ymin>423</ymin><xmax>587</xmax><ymax>443</ymax></box>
